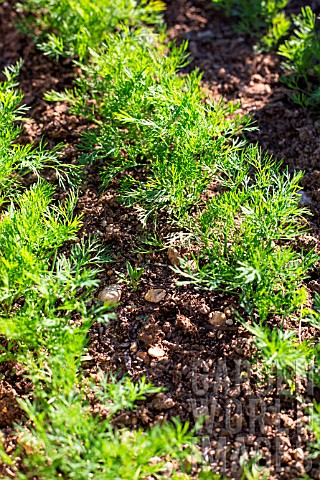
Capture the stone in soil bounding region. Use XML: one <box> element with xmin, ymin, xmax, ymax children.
<box><xmin>137</xmin><ymin>351</ymin><xmax>149</xmax><ymax>363</ymax></box>
<box><xmin>98</xmin><ymin>284</ymin><xmax>122</xmax><ymax>304</ymax></box>
<box><xmin>167</xmin><ymin>247</ymin><xmax>180</xmax><ymax>266</ymax></box>
<box><xmin>208</xmin><ymin>311</ymin><xmax>227</xmax><ymax>326</ymax></box>
<box><xmin>144</xmin><ymin>289</ymin><xmax>166</xmax><ymax>303</ymax></box>
<box><xmin>148</xmin><ymin>346</ymin><xmax>166</xmax><ymax>358</ymax></box>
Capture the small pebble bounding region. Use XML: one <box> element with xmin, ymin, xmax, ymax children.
<box><xmin>137</xmin><ymin>351</ymin><xmax>149</xmax><ymax>362</ymax></box>
<box><xmin>197</xmin><ymin>30</ymin><xmax>214</xmax><ymax>41</ymax></box>
<box><xmin>294</xmin><ymin>447</ymin><xmax>304</xmax><ymax>460</ymax></box>
<box><xmin>145</xmin><ymin>289</ymin><xmax>166</xmax><ymax>303</ymax></box>
<box><xmin>130</xmin><ymin>342</ymin><xmax>138</xmax><ymax>353</ymax></box>
<box><xmin>3</xmin><ymin>468</ymin><xmax>15</xmax><ymax>479</ymax></box>
<box><xmin>98</xmin><ymin>284</ymin><xmax>121</xmax><ymax>304</ymax></box>
<box><xmin>226</xmin><ymin>318</ymin><xmax>234</xmax><ymax>326</ymax></box>
<box><xmin>208</xmin><ymin>311</ymin><xmax>226</xmax><ymax>326</ymax></box>
<box><xmin>167</xmin><ymin>247</ymin><xmax>180</xmax><ymax>266</ymax></box>
<box><xmin>148</xmin><ymin>346</ymin><xmax>166</xmax><ymax>358</ymax></box>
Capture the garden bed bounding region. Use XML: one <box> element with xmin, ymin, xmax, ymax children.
<box><xmin>1</xmin><ymin>0</ymin><xmax>320</xmax><ymax>478</ymax></box>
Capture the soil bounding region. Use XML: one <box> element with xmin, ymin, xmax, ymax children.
<box><xmin>1</xmin><ymin>0</ymin><xmax>320</xmax><ymax>478</ymax></box>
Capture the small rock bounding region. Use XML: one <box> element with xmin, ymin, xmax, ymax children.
<box><xmin>224</xmin><ymin>307</ymin><xmax>232</xmax><ymax>317</ymax></box>
<box><xmin>152</xmin><ymin>392</ymin><xmax>175</xmax><ymax>410</ymax></box>
<box><xmin>217</xmin><ymin>67</ymin><xmax>226</xmax><ymax>78</ymax></box>
<box><xmin>98</xmin><ymin>284</ymin><xmax>121</xmax><ymax>304</ymax></box>
<box><xmin>137</xmin><ymin>351</ymin><xmax>149</xmax><ymax>362</ymax></box>
<box><xmin>282</xmin><ymin>451</ymin><xmax>292</xmax><ymax>463</ymax></box>
<box><xmin>3</xmin><ymin>468</ymin><xmax>15</xmax><ymax>479</ymax></box>
<box><xmin>168</xmin><ymin>247</ymin><xmax>180</xmax><ymax>266</ymax></box>
<box><xmin>148</xmin><ymin>346</ymin><xmax>166</xmax><ymax>358</ymax></box>
<box><xmin>194</xmin><ymin>389</ymin><xmax>207</xmax><ymax>398</ymax></box>
<box><xmin>119</xmin><ymin>342</ymin><xmax>131</xmax><ymax>348</ymax></box>
<box><xmin>226</xmin><ymin>318</ymin><xmax>234</xmax><ymax>326</ymax></box>
<box><xmin>130</xmin><ymin>342</ymin><xmax>138</xmax><ymax>353</ymax></box>
<box><xmin>208</xmin><ymin>311</ymin><xmax>226</xmax><ymax>326</ymax></box>
<box><xmin>145</xmin><ymin>289</ymin><xmax>166</xmax><ymax>303</ymax></box>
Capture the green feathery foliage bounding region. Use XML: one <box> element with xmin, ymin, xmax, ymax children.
<box><xmin>17</xmin><ymin>0</ymin><xmax>165</xmax><ymax>60</ymax></box>
<box><xmin>211</xmin><ymin>0</ymin><xmax>291</xmax><ymax>49</ymax></box>
<box><xmin>278</xmin><ymin>6</ymin><xmax>320</xmax><ymax>109</ymax></box>
<box><xmin>0</xmin><ymin>64</ymin><xmax>200</xmax><ymax>479</ymax></box>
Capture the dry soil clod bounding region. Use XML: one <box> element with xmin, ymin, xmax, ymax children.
<box><xmin>152</xmin><ymin>392</ymin><xmax>175</xmax><ymax>410</ymax></box>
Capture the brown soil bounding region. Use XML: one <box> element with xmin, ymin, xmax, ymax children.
<box><xmin>1</xmin><ymin>0</ymin><xmax>320</xmax><ymax>478</ymax></box>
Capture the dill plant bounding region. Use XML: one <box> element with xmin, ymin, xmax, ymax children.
<box><xmin>211</xmin><ymin>0</ymin><xmax>291</xmax><ymax>49</ymax></box>
<box><xmin>47</xmin><ymin>28</ymin><xmax>252</xmax><ymax>222</ymax></box>
<box><xmin>245</xmin><ymin>323</ymin><xmax>313</xmax><ymax>388</ymax></box>
<box><xmin>212</xmin><ymin>2</ymin><xmax>320</xmax><ymax>103</ymax></box>
<box><xmin>18</xmin><ymin>0</ymin><xmax>320</xmax><ymax>464</ymax></box>
<box><xmin>0</xmin><ymin>67</ymin><xmax>200</xmax><ymax>479</ymax></box>
<box><xmin>301</xmin><ymin>297</ymin><xmax>320</xmax><ymax>465</ymax></box>
<box><xmin>278</xmin><ymin>6</ymin><xmax>320</xmax><ymax>109</ymax></box>
<box><xmin>0</xmin><ymin>60</ymin><xmax>77</xmax><ymax>192</ymax></box>
<box><xmin>175</xmin><ymin>147</ymin><xmax>316</xmax><ymax>321</ymax></box>
<box><xmin>18</xmin><ymin>0</ymin><xmax>165</xmax><ymax>60</ymax></box>
<box><xmin>43</xmin><ymin>5</ymin><xmax>318</xmax><ymax>342</ymax></box>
